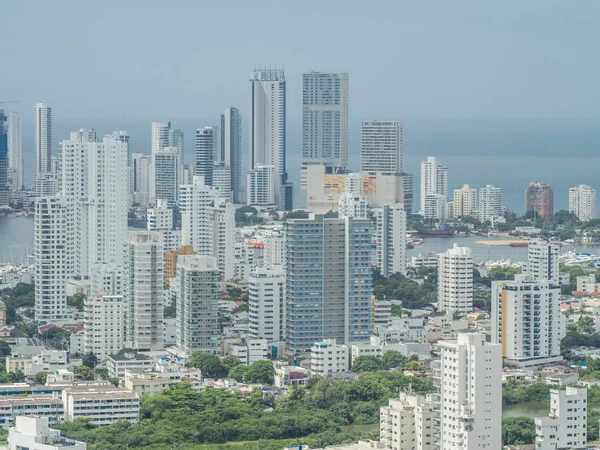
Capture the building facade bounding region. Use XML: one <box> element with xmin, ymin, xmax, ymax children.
<box><xmin>535</xmin><ymin>387</ymin><xmax>587</xmax><ymax>450</ymax></box>
<box><xmin>569</xmin><ymin>184</ymin><xmax>596</xmax><ymax>222</ymax></box>
<box><xmin>524</xmin><ymin>240</ymin><xmax>560</xmax><ymax>284</ymax></box>
<box><xmin>84</xmin><ymin>295</ymin><xmax>125</xmax><ymax>359</ymax></box>
<box><xmin>437</xmin><ymin>244</ymin><xmax>473</xmax><ymax>314</ymax></box>
<box><xmin>248</xmin><ymin>265</ymin><xmax>286</xmax><ymax>343</ymax></box>
<box><xmin>453</xmin><ymin>184</ymin><xmax>477</xmax><ymax>218</ymax></box>
<box><xmin>380</xmin><ymin>393</ymin><xmax>437</xmax><ymax>450</ymax></box>
<box><xmin>374</xmin><ymin>203</ymin><xmax>407</xmax><ymax>277</ymax></box>
<box><xmin>311</xmin><ymin>339</ymin><xmax>350</xmax><ymax>374</ymax></box>
<box><xmin>151</xmin><ymin>147</ymin><xmax>181</xmax><ymax>207</ymax></box>
<box><xmin>420</xmin><ymin>156</ymin><xmax>448</xmax><ymax>215</ymax></box>
<box><xmin>478</xmin><ymin>185</ymin><xmax>503</xmax><ymax>223</ymax></box>
<box><xmin>525</xmin><ymin>182</ymin><xmax>554</xmax><ymax>219</ymax></box>
<box><xmin>195</xmin><ymin>126</ymin><xmax>217</xmax><ymax>186</ymax></box>
<box><xmin>7</xmin><ymin>111</ymin><xmax>22</xmax><ymax>193</ymax></box>
<box><xmin>360</xmin><ymin>121</ymin><xmax>402</xmax><ymax>176</ymax></box>
<box><xmin>221</xmin><ymin>107</ymin><xmax>242</xmax><ymax>203</ymax></box>
<box><xmin>247</xmin><ymin>164</ymin><xmax>276</xmax><ymax>208</ymax></box>
<box><xmin>34</xmin><ymin>103</ymin><xmax>52</xmax><ymax>196</ymax></box>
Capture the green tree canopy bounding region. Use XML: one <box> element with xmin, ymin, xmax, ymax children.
<box><xmin>351</xmin><ymin>356</ymin><xmax>383</xmax><ymax>373</ymax></box>
<box><xmin>190</xmin><ymin>353</ymin><xmax>227</xmax><ymax>379</ymax></box>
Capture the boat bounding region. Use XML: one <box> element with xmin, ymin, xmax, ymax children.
<box><xmin>416</xmin><ymin>224</ymin><xmax>456</xmax><ymax>236</ymax></box>
<box><xmin>509</xmin><ymin>242</ymin><xmax>529</xmax><ymax>247</ymax></box>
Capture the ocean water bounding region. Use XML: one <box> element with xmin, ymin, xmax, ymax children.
<box><xmin>13</xmin><ymin>117</ymin><xmax>600</xmax><ymax>214</ymax></box>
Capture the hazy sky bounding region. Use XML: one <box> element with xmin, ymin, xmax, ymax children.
<box><xmin>3</xmin><ymin>0</ymin><xmax>600</xmax><ymax>121</ymax></box>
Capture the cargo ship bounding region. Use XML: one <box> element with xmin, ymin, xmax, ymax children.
<box><xmin>416</xmin><ymin>224</ymin><xmax>456</xmax><ymax>236</ymax></box>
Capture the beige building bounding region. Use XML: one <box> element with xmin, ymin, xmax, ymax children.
<box><xmin>453</xmin><ymin>184</ymin><xmax>477</xmax><ymax>218</ymax></box>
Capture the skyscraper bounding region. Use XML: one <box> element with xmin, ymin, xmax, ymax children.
<box><xmin>420</xmin><ymin>156</ymin><xmax>448</xmax><ymax>215</ymax></box>
<box><xmin>212</xmin><ymin>162</ymin><xmax>232</xmax><ymax>202</ymax></box>
<box><xmin>453</xmin><ymin>184</ymin><xmax>477</xmax><ymax>218</ymax></box>
<box><xmin>301</xmin><ymin>72</ymin><xmax>348</xmax><ymax>183</ymax></box>
<box><xmin>125</xmin><ymin>231</ymin><xmax>165</xmax><ymax>351</ymax></box>
<box><xmin>221</xmin><ymin>107</ymin><xmax>242</xmax><ymax>203</ymax></box>
<box><xmin>151</xmin><ymin>147</ymin><xmax>181</xmax><ymax>207</ymax></box>
<box><xmin>525</xmin><ymin>182</ymin><xmax>554</xmax><ymax>219</ymax></box>
<box><xmin>248</xmin><ymin>69</ymin><xmax>292</xmax><ymax>210</ymax></box>
<box><xmin>374</xmin><ymin>203</ymin><xmax>407</xmax><ymax>277</ymax></box>
<box><xmin>174</xmin><ymin>255</ymin><xmax>221</xmax><ymax>355</ymax></box>
<box><xmin>524</xmin><ymin>240</ymin><xmax>560</xmax><ymax>284</ymax></box>
<box><xmin>7</xmin><ymin>112</ymin><xmax>22</xmax><ymax>193</ymax></box>
<box><xmin>34</xmin><ymin>103</ymin><xmax>52</xmax><ymax>196</ymax></box>
<box><xmin>131</xmin><ymin>153</ymin><xmax>152</xmax><ymax>209</ymax></box>
<box><xmin>478</xmin><ymin>185</ymin><xmax>503</xmax><ymax>223</ymax></box>
<box><xmin>569</xmin><ymin>184</ymin><xmax>596</xmax><ymax>222</ymax></box>
<box><xmin>360</xmin><ymin>121</ymin><xmax>402</xmax><ymax>175</ymax></box>
<box><xmin>285</xmin><ymin>215</ymin><xmax>372</xmax><ymax>354</ymax></box>
<box><xmin>152</xmin><ymin>121</ymin><xmax>183</xmax><ymax>164</ymax></box>
<box><xmin>248</xmin><ymin>265</ymin><xmax>286</xmax><ymax>343</ymax></box>
<box><xmin>438</xmin><ymin>244</ymin><xmax>473</xmax><ymax>314</ymax></box>
<box><xmin>0</xmin><ymin>110</ymin><xmax>8</xmax><ymax>206</ymax></box>
<box><xmin>247</xmin><ymin>164</ymin><xmax>276</xmax><ymax>207</ymax></box>
<box><xmin>195</xmin><ymin>126</ymin><xmax>217</xmax><ymax>186</ymax></box>
<box><xmin>438</xmin><ymin>333</ymin><xmax>502</xmax><ymax>450</ymax></box>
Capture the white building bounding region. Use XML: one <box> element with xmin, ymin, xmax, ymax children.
<box><xmin>372</xmin><ymin>300</ymin><xmax>392</xmax><ymax>328</ymax></box>
<box><xmin>151</xmin><ymin>146</ymin><xmax>180</xmax><ymax>207</ymax></box>
<box><xmin>211</xmin><ymin>198</ymin><xmax>235</xmax><ymax>280</ymax></box>
<box><xmin>535</xmin><ymin>386</ymin><xmax>587</xmax><ymax>450</ymax></box>
<box><xmin>420</xmin><ymin>156</ymin><xmax>448</xmax><ymax>215</ymax></box>
<box><xmin>338</xmin><ymin>192</ymin><xmax>368</xmax><ymax>219</ymax></box>
<box><xmin>84</xmin><ymin>295</ymin><xmax>125</xmax><ymax>359</ymax></box>
<box><xmin>569</xmin><ymin>184</ymin><xmax>596</xmax><ymax>222</ymax></box>
<box><xmin>374</xmin><ymin>203</ymin><xmax>407</xmax><ymax>277</ymax></box>
<box><xmin>151</xmin><ymin>121</ymin><xmax>171</xmax><ymax>154</ymax></box>
<box><xmin>125</xmin><ymin>232</ymin><xmax>164</xmax><ymax>352</ymax></box>
<box><xmin>62</xmin><ymin>385</ymin><xmax>140</xmax><ymax>426</ymax></box>
<box><xmin>174</xmin><ymin>255</ymin><xmax>221</xmax><ymax>356</ymax></box>
<box><xmin>438</xmin><ymin>244</ymin><xmax>473</xmax><ymax>314</ymax></box>
<box><xmin>225</xmin><ymin>338</ymin><xmax>269</xmax><ymax>365</ymax></box>
<box><xmin>34</xmin><ymin>103</ymin><xmax>53</xmax><ymax>196</ymax></box>
<box><xmin>360</xmin><ymin>121</ymin><xmax>402</xmax><ymax>176</ymax></box>
<box><xmin>221</xmin><ymin>107</ymin><xmax>242</xmax><ymax>203</ymax></box>
<box><xmin>492</xmin><ymin>274</ymin><xmax>564</xmax><ymax>367</ymax></box>
<box><xmin>524</xmin><ymin>241</ymin><xmax>560</xmax><ymax>284</ymax></box>
<box><xmin>9</xmin><ymin>415</ymin><xmax>87</xmax><ymax>450</ymax></box>
<box><xmin>131</xmin><ymin>153</ymin><xmax>152</xmax><ymax>208</ymax></box>
<box><xmin>34</xmin><ymin>196</ymin><xmax>73</xmax><ymax>323</ymax></box>
<box><xmin>106</xmin><ymin>353</ymin><xmax>154</xmax><ymax>379</ymax></box>
<box><xmin>248</xmin><ymin>265</ymin><xmax>285</xmax><ymax>343</ymax></box>
<box><xmin>213</xmin><ymin>162</ymin><xmax>232</xmax><ymax>202</ymax></box>
<box><xmin>311</xmin><ymin>340</ymin><xmax>349</xmax><ymax>375</ymax></box>
<box><xmin>438</xmin><ymin>333</ymin><xmax>501</xmax><ymax>450</ymax></box>
<box><xmin>478</xmin><ymin>185</ymin><xmax>503</xmax><ymax>223</ymax></box>
<box><xmin>248</xmin><ymin>69</ymin><xmax>291</xmax><ymax>210</ymax></box>
<box><xmin>453</xmin><ymin>184</ymin><xmax>477</xmax><ymax>218</ymax></box>
<box><xmin>410</xmin><ymin>252</ymin><xmax>438</xmax><ymax>269</ymax></box>
<box><xmin>263</xmin><ymin>230</ymin><xmax>285</xmax><ymax>267</ymax></box>
<box><xmin>195</xmin><ymin>126</ymin><xmax>217</xmax><ymax>186</ymax></box>
<box><xmin>423</xmin><ymin>193</ymin><xmax>448</xmax><ymax>220</ymax></box>
<box><xmin>380</xmin><ymin>393</ymin><xmax>437</xmax><ymax>450</ymax></box>
<box><xmin>147</xmin><ymin>199</ymin><xmax>173</xmax><ymax>231</ymax></box>
<box><xmin>7</xmin><ymin>111</ymin><xmax>22</xmax><ymax>193</ymax></box>
<box><xmin>247</xmin><ymin>164</ymin><xmax>276</xmax><ymax>208</ymax></box>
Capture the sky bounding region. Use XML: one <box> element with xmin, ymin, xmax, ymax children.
<box><xmin>3</xmin><ymin>0</ymin><xmax>600</xmax><ymax>121</ymax></box>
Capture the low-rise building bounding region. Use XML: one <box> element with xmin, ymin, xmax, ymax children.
<box><xmin>409</xmin><ymin>252</ymin><xmax>438</xmax><ymax>269</ymax></box>
<box><xmin>273</xmin><ymin>362</ymin><xmax>311</xmax><ymax>388</ymax></box>
<box><xmin>224</xmin><ymin>337</ymin><xmax>269</xmax><ymax>365</ymax></box>
<box><xmin>8</xmin><ymin>415</ymin><xmax>87</xmax><ymax>450</ymax></box>
<box><xmin>62</xmin><ymin>386</ymin><xmax>140</xmax><ymax>426</ymax></box>
<box><xmin>0</xmin><ymin>395</ymin><xmax>64</xmax><ymax>428</ymax></box>
<box><xmin>311</xmin><ymin>340</ymin><xmax>349</xmax><ymax>375</ymax></box>
<box><xmin>380</xmin><ymin>393</ymin><xmax>437</xmax><ymax>450</ymax></box>
<box><xmin>106</xmin><ymin>353</ymin><xmax>153</xmax><ymax>379</ymax></box>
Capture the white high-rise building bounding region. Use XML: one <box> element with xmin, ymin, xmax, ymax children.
<box><xmin>423</xmin><ymin>193</ymin><xmax>448</xmax><ymax>220</ymax></box>
<box><xmin>438</xmin><ymin>244</ymin><xmax>473</xmax><ymax>314</ymax></box>
<box><xmin>125</xmin><ymin>231</ymin><xmax>165</xmax><ymax>351</ymax></box>
<box><xmin>196</xmin><ymin>126</ymin><xmax>217</xmax><ymax>186</ymax></box>
<box><xmin>374</xmin><ymin>203</ymin><xmax>407</xmax><ymax>277</ymax></box>
<box><xmin>84</xmin><ymin>295</ymin><xmax>126</xmax><ymax>359</ymax></box>
<box><xmin>90</xmin><ymin>263</ymin><xmax>125</xmax><ymax>298</ymax></box>
<box><xmin>248</xmin><ymin>69</ymin><xmax>291</xmax><ymax>210</ymax></box>
<box><xmin>34</xmin><ymin>196</ymin><xmax>72</xmax><ymax>323</ymax></box>
<box><xmin>535</xmin><ymin>387</ymin><xmax>587</xmax><ymax>450</ymax></box>
<box><xmin>34</xmin><ymin>103</ymin><xmax>52</xmax><ymax>196</ymax></box>
<box><xmin>569</xmin><ymin>184</ymin><xmax>597</xmax><ymax>222</ymax></box>
<box><xmin>420</xmin><ymin>156</ymin><xmax>448</xmax><ymax>214</ymax></box>
<box><xmin>524</xmin><ymin>241</ymin><xmax>560</xmax><ymax>284</ymax></box>
<box><xmin>453</xmin><ymin>184</ymin><xmax>477</xmax><ymax>218</ymax></box>
<box><xmin>263</xmin><ymin>230</ymin><xmax>285</xmax><ymax>267</ymax></box>
<box><xmin>213</xmin><ymin>162</ymin><xmax>232</xmax><ymax>202</ymax></box>
<box><xmin>151</xmin><ymin>121</ymin><xmax>171</xmax><ymax>154</ymax></box>
<box><xmin>478</xmin><ymin>185</ymin><xmax>503</xmax><ymax>223</ymax></box>
<box><xmin>311</xmin><ymin>339</ymin><xmax>350</xmax><ymax>374</ymax></box>
<box><xmin>380</xmin><ymin>393</ymin><xmax>437</xmax><ymax>450</ymax></box>
<box><xmin>492</xmin><ymin>274</ymin><xmax>564</xmax><ymax>366</ymax></box>
<box><xmin>211</xmin><ymin>198</ymin><xmax>235</xmax><ymax>281</ymax></box>
<box><xmin>131</xmin><ymin>153</ymin><xmax>152</xmax><ymax>208</ymax></box>
<box><xmin>221</xmin><ymin>107</ymin><xmax>242</xmax><ymax>203</ymax></box>
<box><xmin>247</xmin><ymin>164</ymin><xmax>276</xmax><ymax>208</ymax></box>
<box><xmin>174</xmin><ymin>255</ymin><xmax>221</xmax><ymax>355</ymax></box>
<box><xmin>360</xmin><ymin>121</ymin><xmax>403</xmax><ymax>176</ymax></box>
<box><xmin>438</xmin><ymin>333</ymin><xmax>501</xmax><ymax>450</ymax></box>
<box><xmin>301</xmin><ymin>72</ymin><xmax>349</xmax><ymax>193</ymax></box>
<box><xmin>248</xmin><ymin>265</ymin><xmax>286</xmax><ymax>343</ymax></box>
<box><xmin>151</xmin><ymin>146</ymin><xmax>181</xmax><ymax>207</ymax></box>
<box><xmin>147</xmin><ymin>199</ymin><xmax>181</xmax><ymax>253</ymax></box>
<box><xmin>338</xmin><ymin>192</ymin><xmax>368</xmax><ymax>219</ymax></box>
<box><xmin>7</xmin><ymin>111</ymin><xmax>22</xmax><ymax>192</ymax></box>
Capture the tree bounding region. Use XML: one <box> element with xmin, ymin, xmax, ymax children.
<box><xmin>117</xmin><ymin>347</ymin><xmax>137</xmax><ymax>355</ymax></box>
<box><xmin>244</xmin><ymin>360</ymin><xmax>275</xmax><ymax>384</ymax></box>
<box><xmin>0</xmin><ymin>340</ymin><xmax>11</xmax><ymax>357</ymax></box>
<box><xmin>190</xmin><ymin>353</ymin><xmax>227</xmax><ymax>379</ymax></box>
<box><xmin>221</xmin><ymin>355</ymin><xmax>241</xmax><ymax>371</ymax></box>
<box><xmin>34</xmin><ymin>371</ymin><xmax>51</xmax><ymax>385</ymax></box>
<box><xmin>67</xmin><ymin>293</ymin><xmax>86</xmax><ymax>312</ymax></box>
<box><xmin>381</xmin><ymin>350</ymin><xmax>408</xmax><ymax>369</ymax></box>
<box><xmin>74</xmin><ymin>365</ymin><xmax>94</xmax><ymax>381</ymax></box>
<box><xmin>502</xmin><ymin>416</ymin><xmax>536</xmax><ymax>445</ymax></box>
<box><xmin>228</xmin><ymin>364</ymin><xmax>248</xmax><ymax>382</ymax></box>
<box><xmin>285</xmin><ymin>210</ymin><xmax>309</xmax><ymax>219</ymax></box>
<box><xmin>324</xmin><ymin>210</ymin><xmax>338</xmax><ymax>218</ymax></box>
<box><xmin>82</xmin><ymin>352</ymin><xmax>98</xmax><ymax>368</ymax></box>
<box><xmin>351</xmin><ymin>356</ymin><xmax>383</xmax><ymax>373</ymax></box>
<box><xmin>95</xmin><ymin>367</ymin><xmax>109</xmax><ymax>380</ymax></box>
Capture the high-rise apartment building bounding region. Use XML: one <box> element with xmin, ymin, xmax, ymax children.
<box><xmin>195</xmin><ymin>126</ymin><xmax>217</xmax><ymax>186</ymax></box>
<box><xmin>285</xmin><ymin>215</ymin><xmax>372</xmax><ymax>354</ymax></box>
<box><xmin>438</xmin><ymin>244</ymin><xmax>473</xmax><ymax>314</ymax></box>
<box><xmin>492</xmin><ymin>274</ymin><xmax>564</xmax><ymax>366</ymax></box>
<box><xmin>478</xmin><ymin>185</ymin><xmax>503</xmax><ymax>223</ymax></box>
<box><xmin>263</xmin><ymin>230</ymin><xmax>285</xmax><ymax>267</ymax></box>
<box><xmin>248</xmin><ymin>69</ymin><xmax>292</xmax><ymax>210</ymax></box>
<box><xmin>374</xmin><ymin>203</ymin><xmax>407</xmax><ymax>277</ymax></box>
<box><xmin>131</xmin><ymin>153</ymin><xmax>152</xmax><ymax>209</ymax></box>
<box><xmin>423</xmin><ymin>194</ymin><xmax>448</xmax><ymax>220</ymax></box>
<box><xmin>453</xmin><ymin>184</ymin><xmax>477</xmax><ymax>218</ymax></box>
<box><xmin>301</xmin><ymin>72</ymin><xmax>348</xmax><ymax>190</ymax></box>
<box><xmin>34</xmin><ymin>103</ymin><xmax>52</xmax><ymax>196</ymax></box>
<box><xmin>151</xmin><ymin>147</ymin><xmax>181</xmax><ymax>207</ymax></box>
<box><xmin>34</xmin><ymin>196</ymin><xmax>72</xmax><ymax>323</ymax></box>
<box><xmin>7</xmin><ymin>111</ymin><xmax>22</xmax><ymax>193</ymax></box>
<box><xmin>221</xmin><ymin>107</ymin><xmax>242</xmax><ymax>203</ymax></box>
<box><xmin>0</xmin><ymin>110</ymin><xmax>8</xmax><ymax>206</ymax></box>
<box><xmin>360</xmin><ymin>121</ymin><xmax>402</xmax><ymax>176</ymax></box>
<box><xmin>84</xmin><ymin>295</ymin><xmax>126</xmax><ymax>359</ymax></box>
<box><xmin>125</xmin><ymin>231</ymin><xmax>165</xmax><ymax>352</ymax></box>
<box><xmin>438</xmin><ymin>333</ymin><xmax>501</xmax><ymax>450</ymax></box>
<box><xmin>525</xmin><ymin>182</ymin><xmax>554</xmax><ymax>219</ymax></box>
<box><xmin>420</xmin><ymin>156</ymin><xmax>448</xmax><ymax>215</ymax></box>
<box><xmin>147</xmin><ymin>199</ymin><xmax>181</xmax><ymax>253</ymax></box>
<box><xmin>338</xmin><ymin>192</ymin><xmax>368</xmax><ymax>219</ymax></box>
<box><xmin>248</xmin><ymin>265</ymin><xmax>286</xmax><ymax>343</ymax></box>
<box><xmin>569</xmin><ymin>184</ymin><xmax>596</xmax><ymax>222</ymax></box>
<box><xmin>247</xmin><ymin>164</ymin><xmax>276</xmax><ymax>207</ymax></box>
<box><xmin>210</xmin><ymin>198</ymin><xmax>235</xmax><ymax>281</ymax></box>
<box><xmin>174</xmin><ymin>255</ymin><xmax>221</xmax><ymax>355</ymax></box>
<box><xmin>380</xmin><ymin>393</ymin><xmax>437</xmax><ymax>450</ymax></box>
<box><xmin>524</xmin><ymin>240</ymin><xmax>560</xmax><ymax>284</ymax></box>
<box><xmin>535</xmin><ymin>387</ymin><xmax>587</xmax><ymax>450</ymax></box>
<box><xmin>152</xmin><ymin>121</ymin><xmax>183</xmax><ymax>166</ymax></box>
<box><xmin>212</xmin><ymin>162</ymin><xmax>232</xmax><ymax>202</ymax></box>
